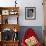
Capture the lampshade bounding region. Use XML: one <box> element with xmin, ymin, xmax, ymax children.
<box><xmin>13</xmin><ymin>28</ymin><xmax>17</xmax><ymax>32</ymax></box>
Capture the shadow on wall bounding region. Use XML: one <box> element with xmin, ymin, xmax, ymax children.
<box><xmin>18</xmin><ymin>26</ymin><xmax>44</xmax><ymax>44</ymax></box>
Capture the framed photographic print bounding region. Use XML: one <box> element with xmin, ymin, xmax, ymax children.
<box><xmin>2</xmin><ymin>10</ymin><xmax>9</xmax><ymax>15</ymax></box>
<box><xmin>25</xmin><ymin>7</ymin><xmax>36</xmax><ymax>20</ymax></box>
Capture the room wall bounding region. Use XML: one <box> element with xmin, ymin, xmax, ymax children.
<box><xmin>18</xmin><ymin>0</ymin><xmax>44</xmax><ymax>26</ymax></box>
<box><xmin>0</xmin><ymin>0</ymin><xmax>44</xmax><ymax>26</ymax></box>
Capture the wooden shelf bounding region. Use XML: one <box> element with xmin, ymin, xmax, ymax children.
<box><xmin>0</xmin><ymin>7</ymin><xmax>20</xmax><ymax>46</ymax></box>
<box><xmin>0</xmin><ymin>24</ymin><xmax>20</xmax><ymax>32</ymax></box>
<box><xmin>0</xmin><ymin>40</ymin><xmax>19</xmax><ymax>46</ymax></box>
<box><xmin>2</xmin><ymin>40</ymin><xmax>19</xmax><ymax>42</ymax></box>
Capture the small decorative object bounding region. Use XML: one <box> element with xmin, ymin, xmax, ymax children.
<box><xmin>14</xmin><ymin>29</ymin><xmax>17</xmax><ymax>32</ymax></box>
<box><xmin>0</xmin><ymin>15</ymin><xmax>1</xmax><ymax>24</ymax></box>
<box><xmin>2</xmin><ymin>10</ymin><xmax>9</xmax><ymax>15</ymax></box>
<box><xmin>15</xmin><ymin>0</ymin><xmax>17</xmax><ymax>7</ymax></box>
<box><xmin>0</xmin><ymin>10</ymin><xmax>2</xmax><ymax>14</ymax></box>
<box><xmin>2</xmin><ymin>28</ymin><xmax>13</xmax><ymax>41</ymax></box>
<box><xmin>9</xmin><ymin>10</ymin><xmax>18</xmax><ymax>15</ymax></box>
<box><xmin>25</xmin><ymin>7</ymin><xmax>36</xmax><ymax>20</ymax></box>
<box><xmin>0</xmin><ymin>32</ymin><xmax>1</xmax><ymax>41</ymax></box>
<box><xmin>5</xmin><ymin>18</ymin><xmax>8</xmax><ymax>24</ymax></box>
<box><xmin>10</xmin><ymin>10</ymin><xmax>15</xmax><ymax>15</ymax></box>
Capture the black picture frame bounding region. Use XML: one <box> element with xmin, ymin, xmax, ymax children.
<box><xmin>25</xmin><ymin>7</ymin><xmax>36</xmax><ymax>20</ymax></box>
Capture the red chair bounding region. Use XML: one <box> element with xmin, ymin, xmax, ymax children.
<box><xmin>21</xmin><ymin>28</ymin><xmax>41</xmax><ymax>46</ymax></box>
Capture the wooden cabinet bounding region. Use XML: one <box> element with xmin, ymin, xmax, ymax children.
<box><xmin>0</xmin><ymin>7</ymin><xmax>20</xmax><ymax>46</ymax></box>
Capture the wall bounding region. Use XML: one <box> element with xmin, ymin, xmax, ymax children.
<box><xmin>18</xmin><ymin>0</ymin><xmax>44</xmax><ymax>26</ymax></box>
<box><xmin>0</xmin><ymin>0</ymin><xmax>44</xmax><ymax>26</ymax></box>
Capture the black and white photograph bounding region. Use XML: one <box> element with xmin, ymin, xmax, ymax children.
<box><xmin>25</xmin><ymin>7</ymin><xmax>36</xmax><ymax>20</ymax></box>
